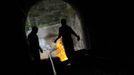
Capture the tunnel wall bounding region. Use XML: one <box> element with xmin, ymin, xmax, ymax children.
<box><xmin>67</xmin><ymin>12</ymin><xmax>87</xmax><ymax>50</ymax></box>
<box><xmin>67</xmin><ymin>0</ymin><xmax>133</xmax><ymax>65</ymax></box>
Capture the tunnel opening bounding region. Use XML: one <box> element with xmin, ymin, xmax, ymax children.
<box><xmin>25</xmin><ymin>0</ymin><xmax>87</xmax><ymax>62</ymax></box>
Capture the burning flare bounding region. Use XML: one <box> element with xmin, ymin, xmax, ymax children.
<box><xmin>56</xmin><ymin>37</ymin><xmax>68</xmax><ymax>62</ymax></box>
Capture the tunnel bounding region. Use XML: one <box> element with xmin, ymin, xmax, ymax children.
<box><xmin>1</xmin><ymin>0</ymin><xmax>133</xmax><ymax>75</ymax></box>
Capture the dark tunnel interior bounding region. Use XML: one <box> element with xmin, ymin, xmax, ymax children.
<box><xmin>1</xmin><ymin>0</ymin><xmax>134</xmax><ymax>75</ymax></box>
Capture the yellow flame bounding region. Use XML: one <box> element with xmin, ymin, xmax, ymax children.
<box><xmin>56</xmin><ymin>37</ymin><xmax>68</xmax><ymax>62</ymax></box>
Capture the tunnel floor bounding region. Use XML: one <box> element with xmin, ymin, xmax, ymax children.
<box><xmin>29</xmin><ymin>51</ymin><xmax>132</xmax><ymax>75</ymax></box>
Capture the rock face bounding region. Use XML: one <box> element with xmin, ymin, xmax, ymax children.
<box><xmin>26</xmin><ymin>0</ymin><xmax>67</xmax><ymax>28</ymax></box>
<box><xmin>68</xmin><ymin>14</ymin><xmax>86</xmax><ymax>51</ymax></box>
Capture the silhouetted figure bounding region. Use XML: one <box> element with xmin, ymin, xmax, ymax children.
<box><xmin>28</xmin><ymin>26</ymin><xmax>43</xmax><ymax>63</ymax></box>
<box><xmin>54</xmin><ymin>19</ymin><xmax>80</xmax><ymax>66</ymax></box>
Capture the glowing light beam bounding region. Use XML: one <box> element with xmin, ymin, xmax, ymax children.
<box><xmin>56</xmin><ymin>37</ymin><xmax>68</xmax><ymax>62</ymax></box>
